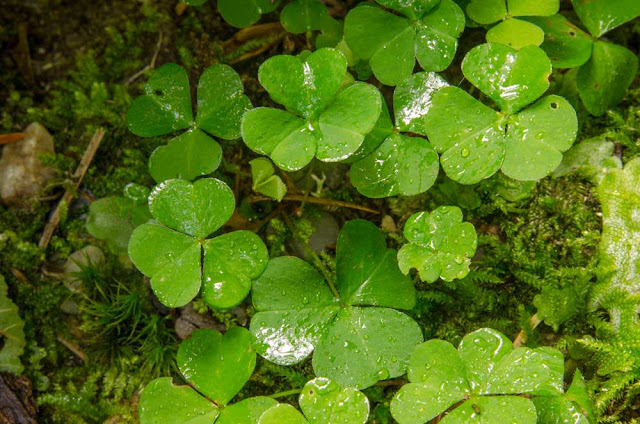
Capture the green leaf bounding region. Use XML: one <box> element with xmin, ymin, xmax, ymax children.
<box><xmin>571</xmin><ymin>0</ymin><xmax>640</xmax><ymax>37</ymax></box>
<box><xmin>177</xmin><ymin>328</ymin><xmax>256</xmax><ymax>405</ymax></box>
<box><xmin>426</xmin><ymin>86</ymin><xmax>505</xmax><ymax>184</ymax></box>
<box><xmin>376</xmin><ymin>0</ymin><xmax>440</xmax><ymax>21</ymax></box>
<box><xmin>148</xmin><ymin>178</ymin><xmax>235</xmax><ymax>238</ymax></box>
<box><xmin>414</xmin><ymin>0</ymin><xmax>466</xmax><ymax>72</ymax></box>
<box><xmin>138</xmin><ymin>377</ymin><xmax>220</xmax><ymax>424</ymax></box>
<box><xmin>250</xmin><ymin>158</ymin><xmax>287</xmax><ymax>201</ymax></box>
<box><xmin>148</xmin><ymin>129</ymin><xmax>222</xmax><ymax>183</ymax></box>
<box><xmin>202</xmin><ymin>231</ymin><xmax>269</xmax><ymax>309</ymax></box>
<box><xmin>129</xmin><ymin>223</ymin><xmax>202</xmax><ymax>307</ymax></box>
<box><xmin>259</xmin><ymin>404</ymin><xmax>308</xmax><ymax>424</ymax></box>
<box><xmin>566</xmin><ymin>369</ymin><xmax>595</xmax><ymax>423</ymax></box>
<box><xmin>486</xmin><ymin>18</ymin><xmax>544</xmax><ymax>50</ymax></box>
<box><xmin>394</xmin><ymin>72</ymin><xmax>449</xmax><ymax>134</ymax></box>
<box><xmin>441</xmin><ymin>396</ymin><xmax>537</xmax><ymax>424</ymax></box>
<box><xmin>525</xmin><ymin>14</ymin><xmax>593</xmax><ymax>68</ymax></box>
<box><xmin>344</xmin><ymin>97</ymin><xmax>394</xmax><ymax>163</ymax></box>
<box><xmin>217</xmin><ymin>397</ymin><xmax>279</xmax><ymax>424</ymax></box>
<box><xmin>458</xmin><ymin>328</ymin><xmax>513</xmax><ymax>392</ymax></box>
<box><xmin>466</xmin><ymin>0</ymin><xmax>507</xmax><ymax>24</ymax></box>
<box><xmin>0</xmin><ymin>275</ymin><xmax>25</xmax><ymax>374</ymax></box>
<box><xmin>462</xmin><ymin>43</ymin><xmax>551</xmax><ymax>113</ymax></box>
<box><xmin>507</xmin><ymin>0</ymin><xmax>558</xmax><ymax>16</ymax></box>
<box><xmin>502</xmin><ymin>95</ymin><xmax>578</xmax><ymax>180</ymax></box>
<box><xmin>553</xmin><ymin>136</ymin><xmax>622</xmax><ymax>184</ymax></box>
<box><xmin>281</xmin><ymin>0</ymin><xmax>330</xmax><ymax>34</ymax></box>
<box><xmin>127</xmin><ymin>63</ymin><xmax>194</xmax><ymax>137</ymax></box>
<box><xmin>257</xmin><ymin>48</ymin><xmax>347</xmax><ymax>119</ymax></box>
<box><xmin>183</xmin><ymin>0</ymin><xmax>207</xmax><ymax>5</ymax></box>
<box><xmin>218</xmin><ymin>0</ymin><xmax>282</xmax><ymax>28</ymax></box>
<box><xmin>576</xmin><ymin>41</ymin><xmax>639</xmax><ymax>116</ymax></box>
<box><xmin>398</xmin><ymin>206</ymin><xmax>477</xmax><ymax>283</ymax></box>
<box><xmin>196</xmin><ymin>64</ymin><xmax>252</xmax><ymax>140</ymax></box>
<box><xmin>336</xmin><ymin>220</ymin><xmax>416</xmax><ymax>309</ymax></box>
<box><xmin>350</xmin><ymin>133</ymin><xmax>440</xmax><ymax>197</ymax></box>
<box><xmin>86</xmin><ymin>196</ymin><xmax>151</xmax><ymax>255</ymax></box>
<box><xmin>313</xmin><ymin>307</ymin><xmax>423</xmax><ymax>389</ymax></box>
<box><xmin>299</xmin><ymin>377</ymin><xmax>370</xmax><ymax>424</ymax></box>
<box><xmin>532</xmin><ymin>370</ymin><xmax>593</xmax><ymax>424</ymax></box>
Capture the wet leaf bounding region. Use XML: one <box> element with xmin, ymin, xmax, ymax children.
<box><xmin>532</xmin><ymin>370</ymin><xmax>593</xmax><ymax>424</ymax></box>
<box><xmin>398</xmin><ymin>206</ymin><xmax>477</xmax><ymax>283</ymax></box>
<box><xmin>441</xmin><ymin>396</ymin><xmax>537</xmax><ymax>423</ymax></box>
<box><xmin>466</xmin><ymin>0</ymin><xmax>507</xmax><ymax>24</ymax></box>
<box><xmin>576</xmin><ymin>41</ymin><xmax>639</xmax><ymax>117</ymax></box>
<box><xmin>376</xmin><ymin>0</ymin><xmax>439</xmax><ymax>20</ymax></box>
<box><xmin>458</xmin><ymin>328</ymin><xmax>513</xmax><ymax>391</ymax></box>
<box><xmin>177</xmin><ymin>328</ymin><xmax>256</xmax><ymax>405</ymax></box>
<box><xmin>250</xmin><ymin>157</ymin><xmax>287</xmax><ymax>201</ymax></box>
<box><xmin>486</xmin><ymin>18</ymin><xmax>544</xmax><ymax>50</ymax></box>
<box><xmin>0</xmin><ymin>275</ymin><xmax>25</xmax><ymax>374</ymax></box>
<box><xmin>526</xmin><ymin>14</ymin><xmax>593</xmax><ymax>68</ymax></box>
<box><xmin>218</xmin><ymin>0</ymin><xmax>282</xmax><ymax>28</ymax></box>
<box><xmin>259</xmin><ymin>404</ymin><xmax>309</xmax><ymax>424</ymax></box>
<box><xmin>217</xmin><ymin>397</ymin><xmax>279</xmax><ymax>424</ymax></box>
<box><xmin>571</xmin><ymin>0</ymin><xmax>640</xmax><ymax>38</ymax></box>
<box><xmin>138</xmin><ymin>377</ymin><xmax>220</xmax><ymax>424</ymax></box>
<box><xmin>394</xmin><ymin>72</ymin><xmax>449</xmax><ymax>134</ymax></box>
<box><xmin>414</xmin><ymin>0</ymin><xmax>466</xmax><ymax>72</ymax></box>
<box><xmin>467</xmin><ymin>0</ymin><xmax>557</xmax><ymax>24</ymax></box>
<box><xmin>281</xmin><ymin>0</ymin><xmax>330</xmax><ymax>34</ymax></box>
<box><xmin>299</xmin><ymin>377</ymin><xmax>369</xmax><ymax>424</ymax></box>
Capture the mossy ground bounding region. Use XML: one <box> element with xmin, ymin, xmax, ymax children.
<box><xmin>1</xmin><ymin>0</ymin><xmax>639</xmax><ymax>422</ymax></box>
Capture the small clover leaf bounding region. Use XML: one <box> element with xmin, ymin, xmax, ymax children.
<box><xmin>0</xmin><ymin>275</ymin><xmax>26</xmax><ymax>374</ymax></box>
<box><xmin>344</xmin><ymin>0</ymin><xmax>465</xmax><ymax>85</ymax></box>
<box><xmin>391</xmin><ymin>328</ymin><xmax>586</xmax><ymax>424</ymax></box>
<box><xmin>127</xmin><ymin>64</ymin><xmax>252</xmax><ymax>182</ymax></box>
<box><xmin>426</xmin><ymin>43</ymin><xmax>577</xmax><ymax>184</ymax></box>
<box><xmin>533</xmin><ymin>369</ymin><xmax>595</xmax><ymax>424</ymax></box>
<box><xmin>398</xmin><ymin>206</ymin><xmax>477</xmax><ymax>283</ymax></box>
<box><xmin>139</xmin><ymin>328</ymin><xmax>272</xmax><ymax>424</ymax></box>
<box><xmin>570</xmin><ymin>0</ymin><xmax>640</xmax><ymax>38</ymax></box>
<box><xmin>129</xmin><ymin>178</ymin><xmax>268</xmax><ymax>308</ymax></box>
<box><xmin>242</xmin><ymin>48</ymin><xmax>382</xmax><ymax>170</ymax></box>
<box><xmin>250</xmin><ymin>220</ymin><xmax>422</xmax><ymax>389</ymax></box>
<box><xmin>280</xmin><ymin>0</ymin><xmax>331</xmax><ymax>34</ymax></box>
<box><xmin>259</xmin><ymin>404</ymin><xmax>308</xmax><ymax>424</ymax></box>
<box><xmin>525</xmin><ymin>14</ymin><xmax>593</xmax><ymax>68</ymax></box>
<box><xmin>350</xmin><ymin>72</ymin><xmax>446</xmax><ymax>198</ymax></box>
<box><xmin>218</xmin><ymin>0</ymin><xmax>282</xmax><ymax>28</ymax></box>
<box><xmin>250</xmin><ymin>157</ymin><xmax>287</xmax><ymax>201</ymax></box>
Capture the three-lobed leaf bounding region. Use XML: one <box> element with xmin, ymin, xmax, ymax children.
<box><xmin>571</xmin><ymin>0</ymin><xmax>640</xmax><ymax>38</ymax></box>
<box><xmin>298</xmin><ymin>377</ymin><xmax>369</xmax><ymax>424</ymax></box>
<box><xmin>250</xmin><ymin>157</ymin><xmax>287</xmax><ymax>201</ymax></box>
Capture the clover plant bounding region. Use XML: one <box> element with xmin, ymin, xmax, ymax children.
<box><xmin>349</xmin><ymin>72</ymin><xmax>446</xmax><ymax>198</ymax></box>
<box><xmin>280</xmin><ymin>0</ymin><xmax>330</xmax><ymax>34</ymax></box>
<box><xmin>343</xmin><ymin>0</ymin><xmax>465</xmax><ymax>85</ymax></box>
<box><xmin>218</xmin><ymin>0</ymin><xmax>282</xmax><ymax>28</ymax></box>
<box><xmin>466</xmin><ymin>0</ymin><xmax>559</xmax><ymax>50</ymax></box>
<box><xmin>86</xmin><ymin>183</ymin><xmax>152</xmax><ymax>255</ymax></box>
<box><xmin>241</xmin><ymin>48</ymin><xmax>382</xmax><ymax>171</ymax></box>
<box><xmin>250</xmin><ymin>157</ymin><xmax>287</xmax><ymax>201</ymax></box>
<box><xmin>425</xmin><ymin>43</ymin><xmax>578</xmax><ymax>184</ymax></box>
<box><xmin>127</xmin><ymin>63</ymin><xmax>251</xmax><ymax>182</ymax></box>
<box><xmin>128</xmin><ymin>178</ymin><xmax>268</xmax><ymax>309</ymax></box>
<box><xmin>527</xmin><ymin>1</ymin><xmax>640</xmax><ymax>116</ymax></box>
<box><xmin>391</xmin><ymin>328</ymin><xmax>593</xmax><ymax>424</ymax></box>
<box><xmin>0</xmin><ymin>275</ymin><xmax>25</xmax><ymax>374</ymax></box>
<box><xmin>250</xmin><ymin>220</ymin><xmax>423</xmax><ymax>389</ymax></box>
<box><xmin>398</xmin><ymin>206</ymin><xmax>477</xmax><ymax>283</ymax></box>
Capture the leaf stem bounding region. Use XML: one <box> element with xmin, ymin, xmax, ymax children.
<box><xmin>247</xmin><ymin>194</ymin><xmax>380</xmax><ymax>214</ymax></box>
<box><xmin>268</xmin><ymin>388</ymin><xmax>302</xmax><ymax>399</ymax></box>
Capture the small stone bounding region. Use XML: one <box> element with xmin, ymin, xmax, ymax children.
<box><xmin>0</xmin><ymin>122</ymin><xmax>56</xmax><ymax>209</ymax></box>
<box><xmin>175</xmin><ymin>303</ymin><xmax>225</xmax><ymax>340</ymax></box>
<box><xmin>63</xmin><ymin>246</ymin><xmax>105</xmax><ymax>293</ymax></box>
<box><xmin>381</xmin><ymin>215</ymin><xmax>397</xmax><ymax>233</ymax></box>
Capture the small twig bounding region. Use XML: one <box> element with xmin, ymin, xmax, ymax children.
<box><xmin>0</xmin><ymin>133</ymin><xmax>25</xmax><ymax>145</ymax></box>
<box><xmin>513</xmin><ymin>313</ymin><xmax>541</xmax><ymax>348</ymax></box>
<box><xmin>39</xmin><ymin>129</ymin><xmax>105</xmax><ymax>249</ymax></box>
<box><xmin>125</xmin><ymin>32</ymin><xmax>163</xmax><ymax>85</ymax></box>
<box><xmin>247</xmin><ymin>194</ymin><xmax>380</xmax><ymax>214</ymax></box>
<box><xmin>268</xmin><ymin>388</ymin><xmax>302</xmax><ymax>399</ymax></box>
<box><xmin>57</xmin><ymin>336</ymin><xmax>87</xmax><ymax>363</ymax></box>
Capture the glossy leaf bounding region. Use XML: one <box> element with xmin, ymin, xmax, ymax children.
<box><xmin>414</xmin><ymin>0</ymin><xmax>466</xmax><ymax>72</ymax></box>
<box><xmin>394</xmin><ymin>72</ymin><xmax>449</xmax><ymax>134</ymax></box>
<box><xmin>148</xmin><ymin>129</ymin><xmax>222</xmax><ymax>182</ymax></box>
<box><xmin>281</xmin><ymin>0</ymin><xmax>330</xmax><ymax>34</ymax></box>
<box><xmin>441</xmin><ymin>396</ymin><xmax>537</xmax><ymax>424</ymax></box>
<box><xmin>177</xmin><ymin>328</ymin><xmax>256</xmax><ymax>405</ymax></box>
<box><xmin>127</xmin><ymin>63</ymin><xmax>194</xmax><ymax>137</ymax></box>
<box><xmin>398</xmin><ymin>206</ymin><xmax>477</xmax><ymax>283</ymax></box>
<box><xmin>532</xmin><ymin>370</ymin><xmax>593</xmax><ymax>424</ymax></box>
<box><xmin>218</xmin><ymin>0</ymin><xmax>282</xmax><ymax>28</ymax></box>
<box><xmin>508</xmin><ymin>0</ymin><xmax>558</xmax><ymax>16</ymax></box>
<box><xmin>463</xmin><ymin>43</ymin><xmax>551</xmax><ymax>113</ymax></box>
<box><xmin>148</xmin><ymin>178</ymin><xmax>235</xmax><ymax>238</ymax></box>
<box><xmin>250</xmin><ymin>157</ymin><xmax>287</xmax><ymax>201</ymax></box>
<box><xmin>138</xmin><ymin>377</ymin><xmax>220</xmax><ymax>424</ymax></box>
<box><xmin>486</xmin><ymin>18</ymin><xmax>544</xmax><ymax>50</ymax></box>
<box><xmin>571</xmin><ymin>0</ymin><xmax>640</xmax><ymax>37</ymax></box>
<box><xmin>0</xmin><ymin>275</ymin><xmax>25</xmax><ymax>374</ymax></box>
<box><xmin>299</xmin><ymin>377</ymin><xmax>370</xmax><ymax>424</ymax></box>
<box><xmin>576</xmin><ymin>41</ymin><xmax>639</xmax><ymax>116</ymax></box>
<box><xmin>217</xmin><ymin>397</ymin><xmax>279</xmax><ymax>424</ymax></box>
<box><xmin>202</xmin><ymin>231</ymin><xmax>269</xmax><ymax>309</ymax></box>
<box><xmin>259</xmin><ymin>404</ymin><xmax>308</xmax><ymax>424</ymax></box>
<box><xmin>526</xmin><ymin>14</ymin><xmax>593</xmax><ymax>68</ymax></box>
<box><xmin>376</xmin><ymin>0</ymin><xmax>440</xmax><ymax>20</ymax></box>
<box><xmin>466</xmin><ymin>0</ymin><xmax>507</xmax><ymax>24</ymax></box>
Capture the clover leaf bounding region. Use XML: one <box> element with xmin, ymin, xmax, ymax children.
<box><xmin>344</xmin><ymin>0</ymin><xmax>465</xmax><ymax>85</ymax></box>
<box><xmin>0</xmin><ymin>275</ymin><xmax>26</xmax><ymax>374</ymax></box>
<box><xmin>128</xmin><ymin>178</ymin><xmax>268</xmax><ymax>309</ymax></box>
<box><xmin>242</xmin><ymin>48</ymin><xmax>382</xmax><ymax>171</ymax></box>
<box><xmin>127</xmin><ymin>64</ymin><xmax>252</xmax><ymax>182</ymax></box>
<box><xmin>139</xmin><ymin>327</ymin><xmax>277</xmax><ymax>424</ymax></box>
<box><xmin>425</xmin><ymin>43</ymin><xmax>577</xmax><ymax>184</ymax></box>
<box><xmin>533</xmin><ymin>369</ymin><xmax>595</xmax><ymax>424</ymax></box>
<box><xmin>398</xmin><ymin>206</ymin><xmax>477</xmax><ymax>283</ymax></box>
<box><xmin>524</xmin><ymin>14</ymin><xmax>593</xmax><ymax>68</ymax></box>
<box><xmin>570</xmin><ymin>0</ymin><xmax>640</xmax><ymax>39</ymax></box>
<box><xmin>218</xmin><ymin>0</ymin><xmax>282</xmax><ymax>28</ymax></box>
<box><xmin>258</xmin><ymin>377</ymin><xmax>369</xmax><ymax>424</ymax></box>
<box><xmin>280</xmin><ymin>0</ymin><xmax>331</xmax><ymax>34</ymax></box>
<box><xmin>250</xmin><ymin>158</ymin><xmax>287</xmax><ymax>201</ymax></box>
<box><xmin>250</xmin><ymin>220</ymin><xmax>422</xmax><ymax>389</ymax></box>
<box><xmin>349</xmin><ymin>72</ymin><xmax>446</xmax><ymax>198</ymax></box>
<box><xmin>390</xmin><ymin>328</ymin><xmax>590</xmax><ymax>424</ymax></box>
<box><xmin>467</xmin><ymin>0</ymin><xmax>559</xmax><ymax>49</ymax></box>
